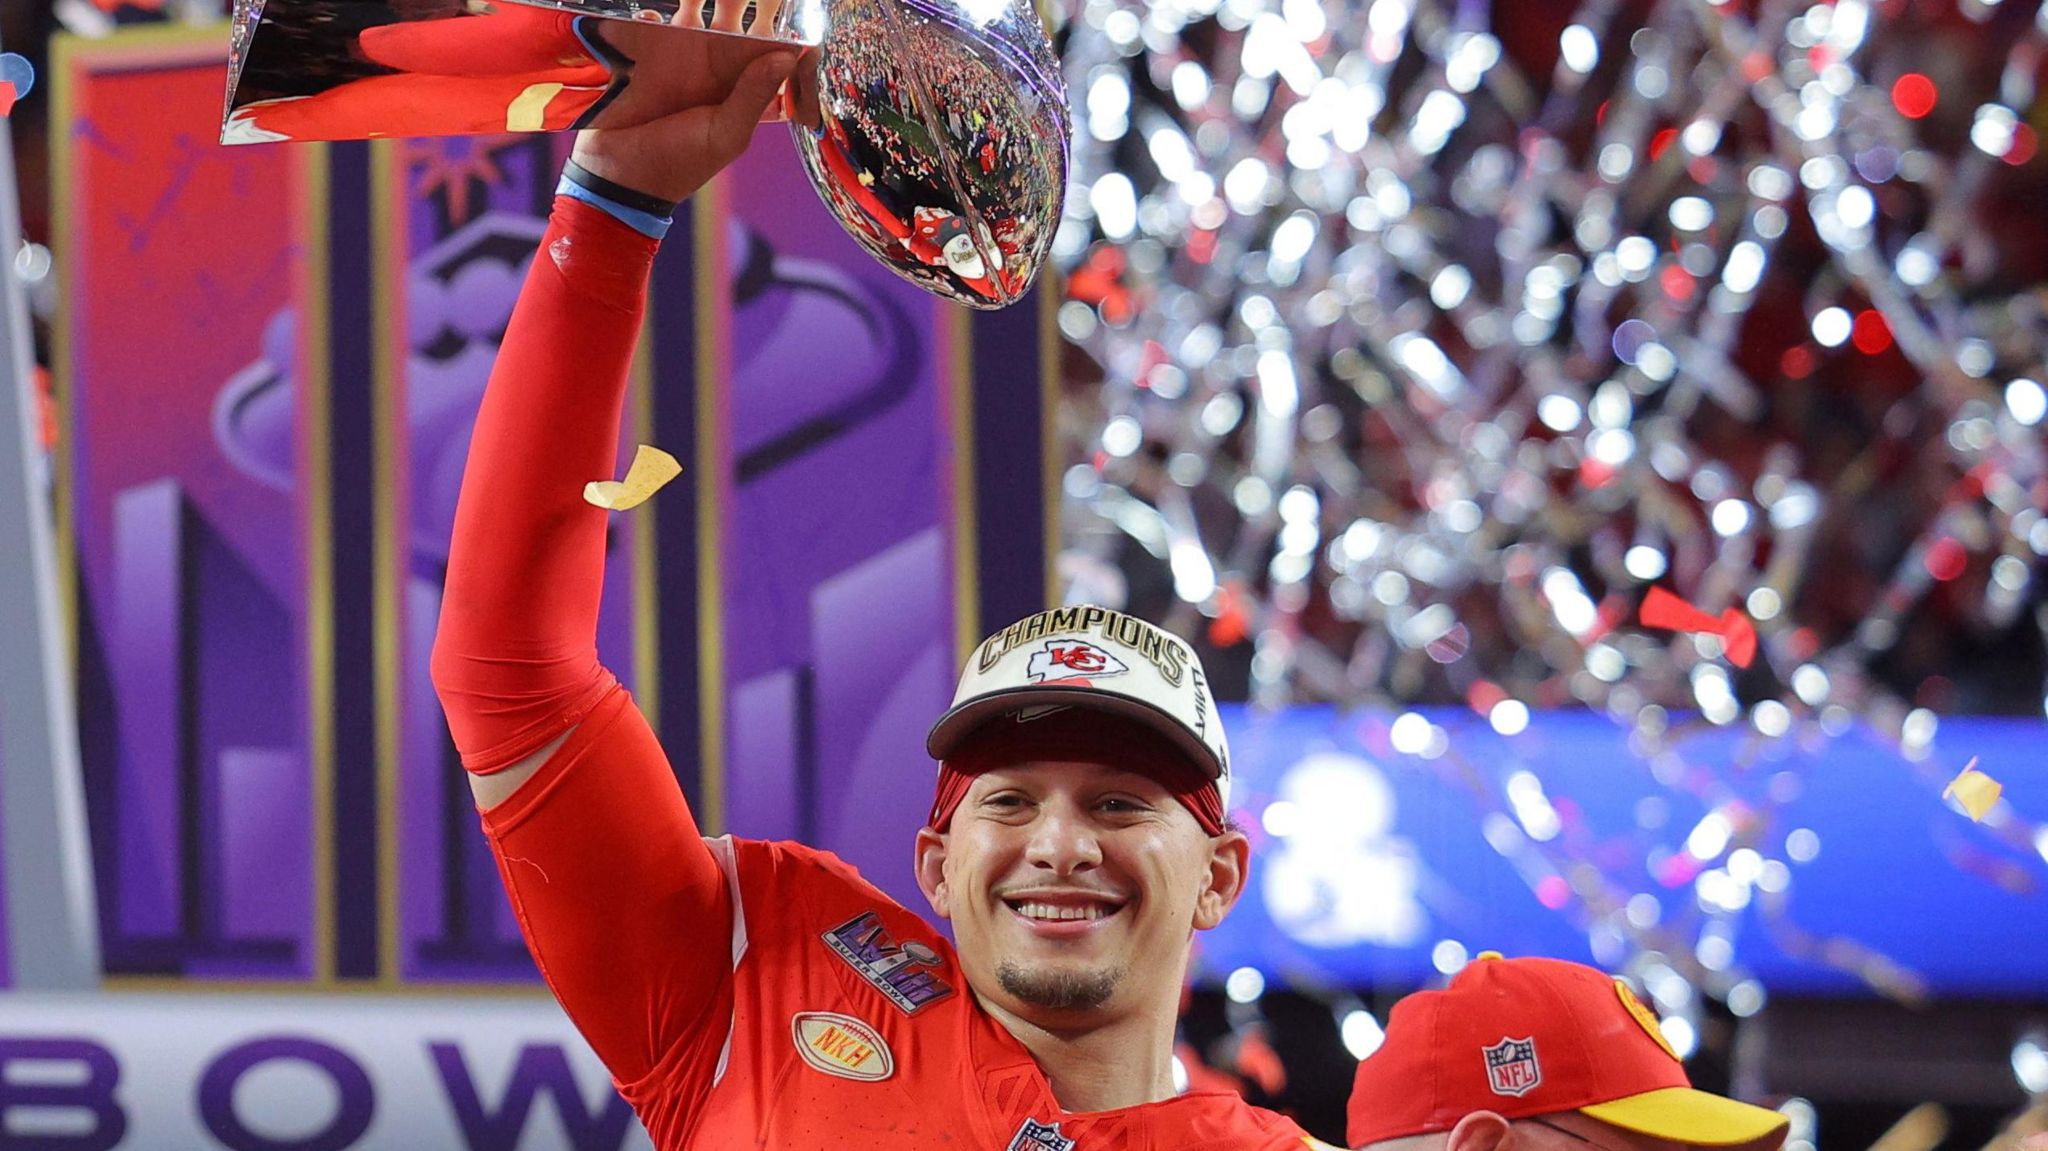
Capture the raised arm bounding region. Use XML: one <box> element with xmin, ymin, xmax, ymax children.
<box><xmin>428</xmin><ymin>49</ymin><xmax>797</xmax><ymax>1094</ymax></box>
<box><xmin>432</xmin><ymin>45</ymin><xmax>799</xmax><ymax>807</ymax></box>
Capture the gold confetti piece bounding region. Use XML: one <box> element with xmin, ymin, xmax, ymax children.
<box><xmin>1941</xmin><ymin>757</ymin><xmax>2002</xmax><ymax>822</ymax></box>
<box><xmin>583</xmin><ymin>445</ymin><xmax>681</xmax><ymax>512</ymax></box>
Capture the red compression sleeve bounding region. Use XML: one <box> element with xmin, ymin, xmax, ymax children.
<box><xmin>430</xmin><ymin>196</ymin><xmax>647</xmax><ymax>772</ymax></box>
<box><xmin>434</xmin><ymin>196</ymin><xmax>736</xmax><ymax>1093</ymax></box>
<box><xmin>482</xmin><ymin>687</ymin><xmax>736</xmax><ymax>1096</ymax></box>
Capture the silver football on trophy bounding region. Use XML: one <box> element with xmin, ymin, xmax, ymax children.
<box><xmin>776</xmin><ymin>0</ymin><xmax>1069</xmax><ymax>308</ymax></box>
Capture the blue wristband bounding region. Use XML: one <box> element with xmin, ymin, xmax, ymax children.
<box><xmin>556</xmin><ymin>174</ymin><xmax>674</xmax><ymax>240</ymax></box>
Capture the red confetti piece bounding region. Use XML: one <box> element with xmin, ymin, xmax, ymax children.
<box><xmin>2005</xmin><ymin>124</ymin><xmax>2038</xmax><ymax>167</ymax></box>
<box><xmin>1720</xmin><ymin>615</ymin><xmax>1757</xmax><ymax>669</ymax></box>
<box><xmin>1787</xmin><ymin>626</ymin><xmax>1820</xmax><ymax>661</ymax></box>
<box><xmin>1208</xmin><ymin>582</ymin><xmax>1250</xmax><ymax>647</ymax></box>
<box><xmin>1639</xmin><ymin>586</ymin><xmax>1757</xmax><ymax>667</ymax></box>
<box><xmin>1924</xmin><ymin>536</ymin><xmax>1967</xmax><ymax>582</ymax></box>
<box><xmin>1851</xmin><ymin>309</ymin><xmax>1892</xmax><ymax>354</ymax></box>
<box><xmin>1942</xmin><ymin>462</ymin><xmax>1993</xmax><ymax>504</ymax></box>
<box><xmin>1065</xmin><ymin>246</ymin><xmax>1134</xmax><ymax>325</ymax></box>
<box><xmin>1659</xmin><ymin>264</ymin><xmax>1695</xmax><ymax>303</ymax></box>
<box><xmin>0</xmin><ymin>83</ymin><xmax>15</xmax><ymax>119</ymax></box>
<box><xmin>34</xmin><ymin>366</ymin><xmax>55</xmax><ymax>451</ymax></box>
<box><xmin>1891</xmin><ymin>73</ymin><xmax>1937</xmax><ymax>119</ymax></box>
<box><xmin>1466</xmin><ymin>680</ymin><xmax>1507</xmax><ymax>714</ymax></box>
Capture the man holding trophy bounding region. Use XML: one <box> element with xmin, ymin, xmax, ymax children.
<box><xmin>386</xmin><ymin>0</ymin><xmax>1333</xmax><ymax>1142</ymax></box>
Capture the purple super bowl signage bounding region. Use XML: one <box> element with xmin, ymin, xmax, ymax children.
<box><xmin>0</xmin><ymin>996</ymin><xmax>654</xmax><ymax>1150</ymax></box>
<box><xmin>389</xmin><ymin>133</ymin><xmax>633</xmax><ymax>983</ymax></box>
<box><xmin>16</xmin><ymin>28</ymin><xmax>1050</xmax><ymax>1143</ymax></box>
<box><xmin>714</xmin><ymin>136</ymin><xmax>972</xmax><ymax>907</ymax></box>
<box><xmin>55</xmin><ymin>30</ymin><xmax>322</xmax><ymax>982</ymax></box>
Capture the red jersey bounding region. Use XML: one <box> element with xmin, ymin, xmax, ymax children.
<box><xmin>446</xmin><ymin>200</ymin><xmax>1325</xmax><ymax>1150</ymax></box>
<box><xmin>483</xmin><ymin>691</ymin><xmax>1319</xmax><ymax>1150</ymax></box>
<box><xmin>688</xmin><ymin>836</ymin><xmax>1321</xmax><ymax>1148</ymax></box>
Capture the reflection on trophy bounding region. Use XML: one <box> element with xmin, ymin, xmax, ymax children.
<box><xmin>223</xmin><ymin>0</ymin><xmax>1069</xmax><ymax>306</ymax></box>
<box><xmin>782</xmin><ymin>0</ymin><xmax>1065</xmax><ymax>306</ymax></box>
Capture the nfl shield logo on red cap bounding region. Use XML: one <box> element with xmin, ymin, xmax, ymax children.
<box><xmin>1482</xmin><ymin>1037</ymin><xmax>1542</xmax><ymax>1097</ymax></box>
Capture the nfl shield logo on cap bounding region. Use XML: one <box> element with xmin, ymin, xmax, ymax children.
<box><xmin>926</xmin><ymin>606</ymin><xmax>1230</xmax><ymax>808</ymax></box>
<box><xmin>1483</xmin><ymin>1036</ymin><xmax>1543</xmax><ymax>1097</ymax></box>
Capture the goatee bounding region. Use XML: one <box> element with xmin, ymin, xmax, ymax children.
<box><xmin>996</xmin><ymin>959</ymin><xmax>1126</xmax><ymax>1011</ymax></box>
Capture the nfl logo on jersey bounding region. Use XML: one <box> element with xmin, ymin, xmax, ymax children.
<box><xmin>1007</xmin><ymin>1118</ymin><xmax>1076</xmax><ymax>1151</ymax></box>
<box><xmin>1482</xmin><ymin>1036</ymin><xmax>1542</xmax><ymax>1097</ymax></box>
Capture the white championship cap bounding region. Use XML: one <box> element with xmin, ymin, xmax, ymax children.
<box><xmin>925</xmin><ymin>605</ymin><xmax>1231</xmax><ymax>809</ymax></box>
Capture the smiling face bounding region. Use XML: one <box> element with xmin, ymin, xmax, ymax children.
<box><xmin>915</xmin><ymin>754</ymin><xmax>1248</xmax><ymax>1027</ymax></box>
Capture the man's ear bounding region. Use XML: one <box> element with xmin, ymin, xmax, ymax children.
<box><xmin>914</xmin><ymin>826</ymin><xmax>952</xmax><ymax>920</ymax></box>
<box><xmin>1193</xmin><ymin>828</ymin><xmax>1251</xmax><ymax>930</ymax></box>
<box><xmin>1444</xmin><ymin>1112</ymin><xmax>1515</xmax><ymax>1151</ymax></box>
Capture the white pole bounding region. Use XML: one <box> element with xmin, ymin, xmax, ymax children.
<box><xmin>0</xmin><ymin>32</ymin><xmax>103</xmax><ymax>990</ymax></box>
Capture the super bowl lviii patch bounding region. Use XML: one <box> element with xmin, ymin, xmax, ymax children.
<box><xmin>822</xmin><ymin>911</ymin><xmax>955</xmax><ymax>1014</ymax></box>
<box><xmin>1483</xmin><ymin>1036</ymin><xmax>1542</xmax><ymax>1097</ymax></box>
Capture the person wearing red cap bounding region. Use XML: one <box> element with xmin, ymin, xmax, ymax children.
<box><xmin>1347</xmin><ymin>954</ymin><xmax>1789</xmax><ymax>1151</ymax></box>
<box><xmin>427</xmin><ymin>13</ymin><xmax>1321</xmax><ymax>1146</ymax></box>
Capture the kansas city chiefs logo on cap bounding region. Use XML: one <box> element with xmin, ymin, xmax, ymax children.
<box><xmin>1025</xmin><ymin>639</ymin><xmax>1129</xmax><ymax>684</ymax></box>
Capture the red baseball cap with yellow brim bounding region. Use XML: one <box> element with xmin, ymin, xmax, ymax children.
<box><xmin>1348</xmin><ymin>954</ymin><xmax>1788</xmax><ymax>1151</ymax></box>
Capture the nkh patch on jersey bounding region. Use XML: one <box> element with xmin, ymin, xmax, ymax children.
<box><xmin>791</xmin><ymin>1012</ymin><xmax>894</xmax><ymax>1082</ymax></box>
<box><xmin>1025</xmin><ymin>639</ymin><xmax>1128</xmax><ymax>683</ymax></box>
<box><xmin>1482</xmin><ymin>1037</ymin><xmax>1542</xmax><ymax>1097</ymax></box>
<box><xmin>1007</xmin><ymin>1118</ymin><xmax>1076</xmax><ymax>1151</ymax></box>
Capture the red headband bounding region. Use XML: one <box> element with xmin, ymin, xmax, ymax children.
<box><xmin>927</xmin><ymin>706</ymin><xmax>1226</xmax><ymax>835</ymax></box>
